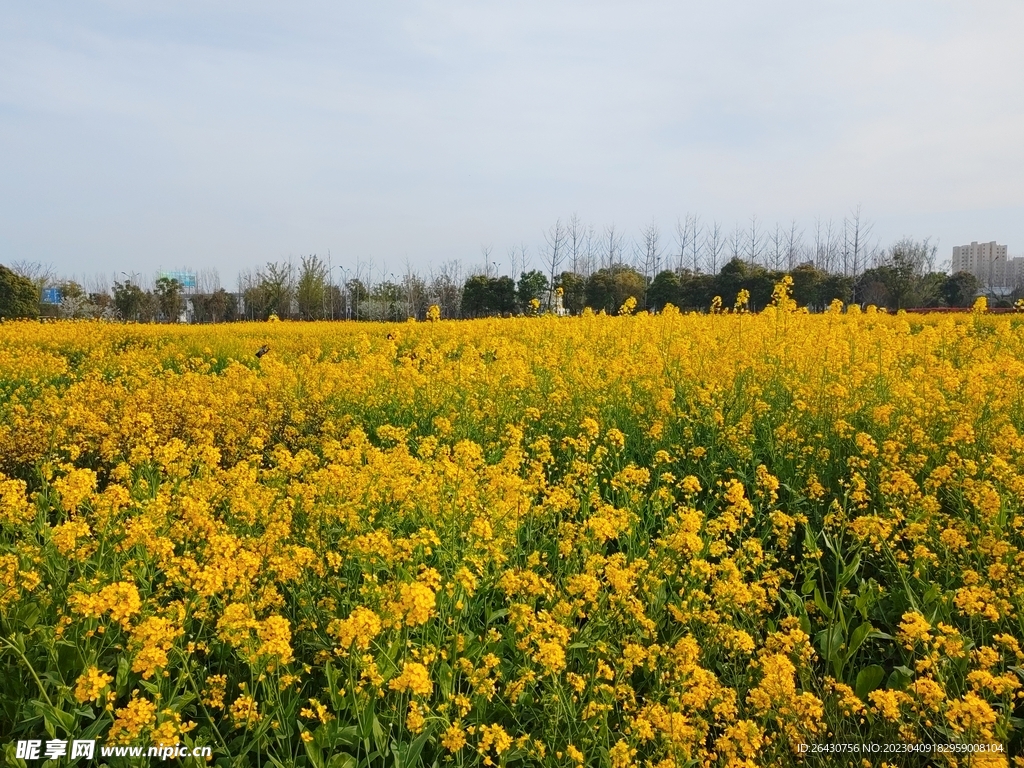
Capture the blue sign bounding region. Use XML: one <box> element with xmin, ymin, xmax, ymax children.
<box><xmin>161</xmin><ymin>271</ymin><xmax>197</xmax><ymax>289</ymax></box>
<box><xmin>42</xmin><ymin>288</ymin><xmax>62</xmax><ymax>304</ymax></box>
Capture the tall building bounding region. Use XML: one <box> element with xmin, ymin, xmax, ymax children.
<box><xmin>951</xmin><ymin>242</ymin><xmax>1008</xmax><ymax>287</ymax></box>
<box><xmin>1005</xmin><ymin>256</ymin><xmax>1024</xmax><ymax>289</ymax></box>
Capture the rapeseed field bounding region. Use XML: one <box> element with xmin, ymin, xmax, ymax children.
<box><xmin>1</xmin><ymin>290</ymin><xmax>1022</xmax><ymax>767</ymax></box>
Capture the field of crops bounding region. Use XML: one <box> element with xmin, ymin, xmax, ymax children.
<box><xmin>2</xmin><ymin>294</ymin><xmax>1023</xmax><ymax>767</ymax></box>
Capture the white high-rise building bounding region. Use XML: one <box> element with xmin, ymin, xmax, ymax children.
<box><xmin>951</xmin><ymin>242</ymin><xmax>1008</xmax><ymax>287</ymax></box>
<box><xmin>1005</xmin><ymin>256</ymin><xmax>1024</xmax><ymax>289</ymax></box>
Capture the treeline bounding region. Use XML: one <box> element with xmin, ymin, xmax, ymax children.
<box><xmin>0</xmin><ymin>217</ymin><xmax>1002</xmax><ymax>321</ymax></box>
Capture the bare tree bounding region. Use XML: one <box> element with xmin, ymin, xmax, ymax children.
<box><xmin>507</xmin><ymin>244</ymin><xmax>521</xmax><ymax>281</ymax></box>
<box><xmin>689</xmin><ymin>215</ymin><xmax>704</xmax><ymax>273</ymax></box>
<box><xmin>848</xmin><ymin>205</ymin><xmax>873</xmax><ymax>278</ymax></box>
<box><xmin>196</xmin><ymin>269</ymin><xmax>221</xmax><ymax>294</ymax></box>
<box><xmin>603</xmin><ymin>224</ymin><xmax>625</xmax><ymax>269</ymax></box>
<box><xmin>675</xmin><ymin>216</ymin><xmax>692</xmax><ymax>274</ymax></box>
<box><xmin>85</xmin><ymin>272</ymin><xmax>112</xmax><ymax>298</ymax></box>
<box><xmin>480</xmin><ymin>245</ymin><xmax>496</xmax><ymax>278</ymax></box>
<box><xmin>236</xmin><ymin>269</ymin><xmax>256</xmax><ymax>320</ymax></box>
<box><xmin>786</xmin><ymin>220</ymin><xmax>804</xmax><ymax>270</ymax></box>
<box><xmin>9</xmin><ymin>260</ymin><xmax>54</xmax><ymax>302</ymax></box>
<box><xmin>769</xmin><ymin>222</ymin><xmax>785</xmax><ymax>271</ymax></box>
<box><xmin>402</xmin><ymin>258</ymin><xmax>428</xmax><ymax>319</ymax></box>
<box><xmin>543</xmin><ymin>219</ymin><xmax>566</xmax><ymax>305</ymax></box>
<box><xmin>507</xmin><ymin>242</ymin><xmax>531</xmax><ymax>282</ymax></box>
<box><xmin>429</xmin><ymin>260</ymin><xmax>463</xmax><ymax>319</ymax></box>
<box><xmin>581</xmin><ymin>223</ymin><xmax>597</xmax><ymax>277</ymax></box>
<box><xmin>729</xmin><ymin>224</ymin><xmax>746</xmax><ymax>262</ymax></box>
<box><xmin>519</xmin><ymin>242</ymin><xmax>532</xmax><ymax>276</ymax></box>
<box><xmin>635</xmin><ymin>218</ymin><xmax>663</xmax><ymax>282</ymax></box>
<box><xmin>814</xmin><ymin>218</ymin><xmax>841</xmax><ymax>273</ymax></box>
<box><xmin>706</xmin><ymin>221</ymin><xmax>725</xmax><ymax>275</ymax></box>
<box><xmin>567</xmin><ymin>213</ymin><xmax>588</xmax><ymax>276</ymax></box>
<box><xmin>746</xmin><ymin>215</ymin><xmax>765</xmax><ymax>266</ymax></box>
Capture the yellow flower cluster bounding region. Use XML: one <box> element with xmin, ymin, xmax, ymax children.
<box><xmin>74</xmin><ymin>666</ymin><xmax>113</xmax><ymax>703</ymax></box>
<box><xmin>389</xmin><ymin>661</ymin><xmax>433</xmax><ymax>697</ymax></box>
<box><xmin>2</xmin><ymin>302</ymin><xmax>1023</xmax><ymax>765</ymax></box>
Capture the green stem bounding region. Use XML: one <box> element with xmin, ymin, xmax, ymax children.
<box><xmin>0</xmin><ymin>633</ymin><xmax>55</xmax><ymax>709</ymax></box>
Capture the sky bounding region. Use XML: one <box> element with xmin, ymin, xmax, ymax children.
<box><xmin>2</xmin><ymin>1</ymin><xmax>1023</xmax><ymax>285</ymax></box>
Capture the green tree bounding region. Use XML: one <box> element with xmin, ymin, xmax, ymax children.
<box><xmin>710</xmin><ymin>257</ymin><xmax>779</xmax><ymax>310</ymax></box>
<box><xmin>941</xmin><ymin>271</ymin><xmax>980</xmax><ymax>307</ymax></box>
<box><xmin>855</xmin><ymin>266</ymin><xmax>895</xmax><ymax>308</ymax></box>
<box><xmin>678</xmin><ymin>272</ymin><xmax>716</xmax><ymax>310</ymax></box>
<box><xmin>886</xmin><ymin>237</ymin><xmax>938</xmax><ymax>309</ymax></box>
<box><xmin>714</xmin><ymin>257</ymin><xmax>749</xmax><ymax>307</ymax></box>
<box><xmin>113</xmin><ymin>281</ymin><xmax>148</xmax><ymax>322</ymax></box>
<box><xmin>584</xmin><ymin>264</ymin><xmax>646</xmax><ymax>314</ymax></box>
<box><xmin>647</xmin><ymin>270</ymin><xmax>681</xmax><ymax>311</ymax></box>
<box><xmin>193</xmin><ymin>288</ymin><xmax>236</xmax><ymax>323</ymax></box>
<box><xmin>251</xmin><ymin>262</ymin><xmax>295</xmax><ymax>319</ymax></box>
<box><xmin>818</xmin><ymin>273</ymin><xmax>854</xmax><ymax>309</ymax></box>
<box><xmin>491</xmin><ymin>276</ymin><xmax>516</xmax><ymax>315</ymax></box>
<box><xmin>369</xmin><ymin>280</ymin><xmax>402</xmax><ymax>322</ymax></box>
<box><xmin>790</xmin><ymin>262</ymin><xmax>824</xmax><ymax>309</ymax></box>
<box><xmin>516</xmin><ymin>270</ymin><xmax>548</xmax><ymax>313</ymax></box>
<box><xmin>0</xmin><ymin>264</ymin><xmax>40</xmax><ymax>319</ymax></box>
<box><xmin>461</xmin><ymin>275</ymin><xmax>516</xmax><ymax>317</ymax></box>
<box><xmin>555</xmin><ymin>271</ymin><xmax>587</xmax><ymax>315</ymax></box>
<box><xmin>296</xmin><ymin>255</ymin><xmax>329</xmax><ymax>320</ymax></box>
<box><xmin>853</xmin><ymin>240</ymin><xmax>941</xmax><ymax>310</ymax></box>
<box><xmin>461</xmin><ymin>275</ymin><xmax>491</xmax><ymax>318</ymax></box>
<box><xmin>154</xmin><ymin>277</ymin><xmax>184</xmax><ymax>323</ymax></box>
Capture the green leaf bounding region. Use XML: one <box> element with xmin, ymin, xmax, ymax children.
<box><xmin>266</xmin><ymin>754</ymin><xmax>292</xmax><ymax>768</ymax></box>
<box><xmin>398</xmin><ymin>730</ymin><xmax>431</xmax><ymax>768</ymax></box>
<box><xmin>115</xmin><ymin>656</ymin><xmax>131</xmax><ymax>692</ymax></box>
<box><xmin>18</xmin><ymin>603</ymin><xmax>41</xmax><ymax>630</ymax></box>
<box><xmin>813</xmin><ymin>588</ymin><xmax>833</xmax><ymax>620</ymax></box>
<box><xmin>324</xmin><ymin>662</ymin><xmax>347</xmax><ymax>712</ymax></box>
<box><xmin>359</xmin><ymin>697</ymin><xmax>376</xmax><ymax>739</ymax></box>
<box><xmin>855</xmin><ymin>665</ymin><xmax>885</xmax><ymax>700</ymax></box>
<box><xmin>821</xmin><ymin>531</ymin><xmax>838</xmax><ymax>556</ymax></box>
<box><xmin>887</xmin><ymin>666</ymin><xmax>913</xmax><ymax>691</ymax></box>
<box><xmin>336</xmin><ymin>725</ymin><xmax>359</xmax><ymax>747</ymax></box>
<box><xmin>372</xmin><ymin>714</ymin><xmax>388</xmax><ymax>755</ymax></box>
<box><xmin>798</xmin><ymin>613</ymin><xmax>811</xmax><ymax>637</ymax></box>
<box><xmin>815</xmin><ymin>625</ymin><xmax>843</xmax><ymax>664</ymax></box>
<box><xmin>33</xmin><ymin>701</ymin><xmax>75</xmax><ymax>739</ymax></box>
<box><xmin>838</xmin><ymin>552</ymin><xmax>861</xmax><ymax>588</ymax></box>
<box><xmin>847</xmin><ymin>621</ymin><xmax>872</xmax><ymax>659</ymax></box>
<box><xmin>803</xmin><ymin>525</ymin><xmax>819</xmax><ymax>555</ymax></box>
<box><xmin>301</xmin><ymin>726</ymin><xmax>325</xmax><ymax>768</ymax></box>
<box><xmin>486</xmin><ymin>608</ymin><xmax>508</xmax><ymax>625</ymax></box>
<box><xmin>326</xmin><ymin>754</ymin><xmax>357</xmax><ymax>768</ymax></box>
<box><xmin>435</xmin><ymin>661</ymin><xmax>453</xmax><ymax>697</ymax></box>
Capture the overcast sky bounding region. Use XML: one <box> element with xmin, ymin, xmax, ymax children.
<box><xmin>2</xmin><ymin>1</ymin><xmax>1023</xmax><ymax>284</ymax></box>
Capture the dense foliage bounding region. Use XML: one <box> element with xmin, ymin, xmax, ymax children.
<box><xmin>0</xmin><ymin>265</ymin><xmax>40</xmax><ymax>320</ymax></box>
